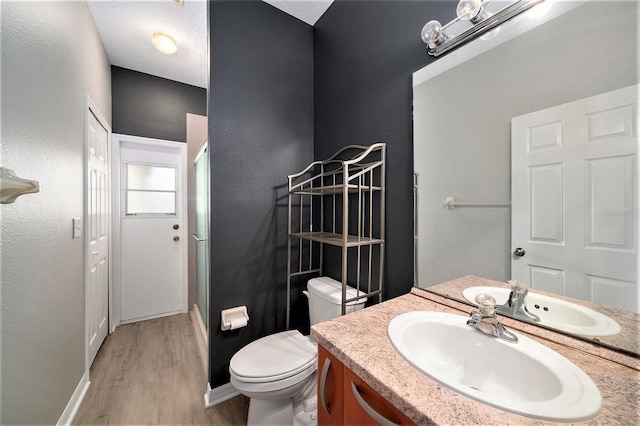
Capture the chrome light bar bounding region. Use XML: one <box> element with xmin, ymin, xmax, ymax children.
<box><xmin>427</xmin><ymin>0</ymin><xmax>545</xmax><ymax>57</ymax></box>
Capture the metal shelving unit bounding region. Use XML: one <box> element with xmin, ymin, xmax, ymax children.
<box><xmin>286</xmin><ymin>143</ymin><xmax>386</xmax><ymax>328</ymax></box>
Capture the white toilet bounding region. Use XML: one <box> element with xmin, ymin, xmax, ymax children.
<box><xmin>229</xmin><ymin>276</ymin><xmax>367</xmax><ymax>425</ymax></box>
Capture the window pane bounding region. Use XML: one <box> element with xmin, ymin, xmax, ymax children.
<box><xmin>126</xmin><ymin>191</ymin><xmax>176</xmax><ymax>214</ymax></box>
<box><xmin>127</xmin><ymin>164</ymin><xmax>176</xmax><ymax>191</ymax></box>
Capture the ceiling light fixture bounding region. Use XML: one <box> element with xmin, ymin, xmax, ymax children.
<box><xmin>421</xmin><ymin>0</ymin><xmax>545</xmax><ymax>57</ymax></box>
<box><xmin>152</xmin><ymin>32</ymin><xmax>178</xmax><ymax>55</ymax></box>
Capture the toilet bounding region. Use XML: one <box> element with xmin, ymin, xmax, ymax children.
<box><xmin>229</xmin><ymin>276</ymin><xmax>367</xmax><ymax>425</ymax></box>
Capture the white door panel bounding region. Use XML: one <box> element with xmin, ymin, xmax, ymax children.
<box><xmin>121</xmin><ymin>218</ymin><xmax>183</xmax><ymax>320</ymax></box>
<box><xmin>512</xmin><ymin>84</ymin><xmax>638</xmax><ymax>312</ymax></box>
<box><xmin>588</xmin><ymin>275</ymin><xmax>637</xmax><ymax>312</ymax></box>
<box><xmin>528</xmin><ymin>266</ymin><xmax>564</xmax><ymax>295</ymax></box>
<box><xmin>586</xmin><ymin>155</ymin><xmax>635</xmax><ymax>250</ymax></box>
<box><xmin>87</xmin><ymin>107</ymin><xmax>109</xmax><ymax>365</ymax></box>
<box><xmin>117</xmin><ymin>137</ymin><xmax>187</xmax><ymax>323</ymax></box>
<box><xmin>529</xmin><ymin>163</ymin><xmax>564</xmax><ymax>243</ymax></box>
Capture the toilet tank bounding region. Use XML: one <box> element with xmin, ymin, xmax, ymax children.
<box><xmin>306</xmin><ymin>277</ymin><xmax>367</xmax><ymax>326</ymax></box>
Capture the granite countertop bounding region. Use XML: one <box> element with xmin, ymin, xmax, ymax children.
<box><xmin>311</xmin><ymin>280</ymin><xmax>640</xmax><ymax>425</ymax></box>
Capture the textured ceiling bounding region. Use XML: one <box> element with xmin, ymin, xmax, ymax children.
<box><xmin>266</xmin><ymin>0</ymin><xmax>333</xmax><ymax>25</ymax></box>
<box><xmin>87</xmin><ymin>0</ymin><xmax>333</xmax><ymax>90</ymax></box>
<box><xmin>87</xmin><ymin>0</ymin><xmax>207</xmax><ymax>88</ymax></box>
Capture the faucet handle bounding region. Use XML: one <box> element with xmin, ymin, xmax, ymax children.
<box><xmin>475</xmin><ymin>293</ymin><xmax>496</xmax><ymax>315</ymax></box>
<box><xmin>507</xmin><ymin>279</ymin><xmax>529</xmax><ymax>294</ymax></box>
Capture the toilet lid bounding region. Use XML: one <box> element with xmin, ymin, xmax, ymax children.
<box><xmin>230</xmin><ymin>330</ymin><xmax>317</xmax><ymax>382</ymax></box>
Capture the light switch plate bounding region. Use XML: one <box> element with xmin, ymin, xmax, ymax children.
<box><xmin>73</xmin><ymin>218</ymin><xmax>82</xmax><ymax>239</ymax></box>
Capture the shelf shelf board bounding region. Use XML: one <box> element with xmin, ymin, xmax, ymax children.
<box><xmin>290</xmin><ymin>232</ymin><xmax>384</xmax><ymax>247</ymax></box>
<box><xmin>290</xmin><ymin>184</ymin><xmax>382</xmax><ymax>196</ymax></box>
<box><xmin>289</xmin><ymin>269</ymin><xmax>321</xmax><ymax>277</ymax></box>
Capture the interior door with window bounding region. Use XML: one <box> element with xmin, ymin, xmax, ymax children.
<box><xmin>511</xmin><ymin>85</ymin><xmax>638</xmax><ymax>312</ymax></box>
<box><xmin>118</xmin><ymin>137</ymin><xmax>187</xmax><ymax>323</ymax></box>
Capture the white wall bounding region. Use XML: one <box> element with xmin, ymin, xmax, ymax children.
<box><xmin>414</xmin><ymin>1</ymin><xmax>638</xmax><ymax>287</ymax></box>
<box><xmin>0</xmin><ymin>1</ymin><xmax>111</xmax><ymax>423</ymax></box>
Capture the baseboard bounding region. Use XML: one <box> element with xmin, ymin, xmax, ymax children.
<box><xmin>204</xmin><ymin>382</ymin><xmax>240</xmax><ymax>408</ymax></box>
<box><xmin>119</xmin><ymin>310</ymin><xmax>182</xmax><ymax>325</ymax></box>
<box><xmin>57</xmin><ymin>371</ymin><xmax>90</xmax><ymax>426</ymax></box>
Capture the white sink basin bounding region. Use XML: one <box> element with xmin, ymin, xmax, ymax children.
<box><xmin>462</xmin><ymin>286</ymin><xmax>621</xmax><ymax>337</ymax></box>
<box><xmin>388</xmin><ymin>311</ymin><xmax>602</xmax><ymax>422</ymax></box>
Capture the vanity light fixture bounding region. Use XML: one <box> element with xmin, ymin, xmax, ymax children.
<box><xmin>152</xmin><ymin>32</ymin><xmax>178</xmax><ymax>55</ymax></box>
<box><xmin>420</xmin><ymin>20</ymin><xmax>448</xmax><ymax>47</ymax></box>
<box><xmin>456</xmin><ymin>0</ymin><xmax>490</xmax><ymax>23</ymax></box>
<box><xmin>421</xmin><ymin>0</ymin><xmax>545</xmax><ymax>57</ymax></box>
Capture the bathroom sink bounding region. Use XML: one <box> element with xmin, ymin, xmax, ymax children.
<box><xmin>388</xmin><ymin>311</ymin><xmax>602</xmax><ymax>421</ymax></box>
<box><xmin>462</xmin><ymin>286</ymin><xmax>621</xmax><ymax>337</ymax></box>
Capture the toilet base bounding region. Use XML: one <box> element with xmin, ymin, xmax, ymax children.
<box><xmin>293</xmin><ymin>394</ymin><xmax>317</xmax><ymax>426</ymax></box>
<box><xmin>245</xmin><ymin>376</ymin><xmax>318</xmax><ymax>426</ymax></box>
<box><xmin>247</xmin><ymin>394</ymin><xmax>317</xmax><ymax>426</ymax></box>
<box><xmin>247</xmin><ymin>398</ymin><xmax>293</xmax><ymax>426</ymax></box>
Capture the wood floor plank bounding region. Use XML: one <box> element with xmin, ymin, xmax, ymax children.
<box><xmin>73</xmin><ymin>313</ymin><xmax>248</xmax><ymax>425</ymax></box>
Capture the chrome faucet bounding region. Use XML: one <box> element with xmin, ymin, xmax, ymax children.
<box><xmin>496</xmin><ymin>280</ymin><xmax>540</xmax><ymax>322</ymax></box>
<box><xmin>467</xmin><ymin>293</ymin><xmax>518</xmax><ymax>342</ymax></box>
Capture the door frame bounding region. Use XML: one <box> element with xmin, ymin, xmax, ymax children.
<box><xmin>84</xmin><ymin>95</ymin><xmax>112</xmax><ymax>373</ymax></box>
<box><xmin>111</xmin><ymin>133</ymin><xmax>188</xmax><ymax>327</ymax></box>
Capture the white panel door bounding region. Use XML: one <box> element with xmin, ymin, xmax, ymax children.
<box><xmin>512</xmin><ymin>85</ymin><xmax>638</xmax><ymax>312</ymax></box>
<box><xmin>88</xmin><ymin>108</ymin><xmax>109</xmax><ymax>365</ymax></box>
<box><xmin>118</xmin><ymin>139</ymin><xmax>186</xmax><ymax>323</ymax></box>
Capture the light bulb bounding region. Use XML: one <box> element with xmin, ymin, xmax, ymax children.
<box><xmin>152</xmin><ymin>32</ymin><xmax>177</xmax><ymax>55</ymax></box>
<box><xmin>456</xmin><ymin>0</ymin><xmax>486</xmax><ymax>22</ymax></box>
<box><xmin>421</xmin><ymin>20</ymin><xmax>444</xmax><ymax>46</ymax></box>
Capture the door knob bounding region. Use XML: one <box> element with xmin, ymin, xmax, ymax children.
<box><xmin>513</xmin><ymin>247</ymin><xmax>526</xmax><ymax>257</ymax></box>
<box><xmin>173</xmin><ymin>236</ymin><xmax>180</xmax><ymax>241</ymax></box>
<box><xmin>173</xmin><ymin>224</ymin><xmax>180</xmax><ymax>230</ymax></box>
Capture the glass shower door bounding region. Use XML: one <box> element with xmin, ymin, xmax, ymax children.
<box><xmin>194</xmin><ymin>143</ymin><xmax>209</xmax><ymax>329</ymax></box>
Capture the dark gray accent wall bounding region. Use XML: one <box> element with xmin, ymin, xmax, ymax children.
<box><xmin>313</xmin><ymin>0</ymin><xmax>448</xmax><ymax>300</ymax></box>
<box><xmin>208</xmin><ymin>0</ymin><xmax>314</xmax><ymax>387</ymax></box>
<box><xmin>111</xmin><ymin>66</ymin><xmax>206</xmax><ymax>142</ymax></box>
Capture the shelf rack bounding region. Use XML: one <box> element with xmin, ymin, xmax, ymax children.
<box><xmin>286</xmin><ymin>143</ymin><xmax>386</xmax><ymax>328</ymax></box>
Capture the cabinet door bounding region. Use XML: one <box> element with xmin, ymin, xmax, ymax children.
<box><xmin>344</xmin><ymin>368</ymin><xmax>414</xmax><ymax>425</ymax></box>
<box><xmin>318</xmin><ymin>346</ymin><xmax>344</xmax><ymax>425</ymax></box>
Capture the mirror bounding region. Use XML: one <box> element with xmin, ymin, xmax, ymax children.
<box><xmin>412</xmin><ymin>0</ymin><xmax>639</xmax><ymax>355</ymax></box>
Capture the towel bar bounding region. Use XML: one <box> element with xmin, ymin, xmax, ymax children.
<box><xmin>444</xmin><ymin>196</ymin><xmax>510</xmax><ymax>210</ymax></box>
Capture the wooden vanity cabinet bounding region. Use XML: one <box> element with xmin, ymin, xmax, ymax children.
<box><xmin>317</xmin><ymin>346</ymin><xmax>344</xmax><ymax>425</ymax></box>
<box><xmin>318</xmin><ymin>345</ymin><xmax>414</xmax><ymax>425</ymax></box>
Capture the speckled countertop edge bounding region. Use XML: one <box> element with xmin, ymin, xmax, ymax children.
<box><xmin>311</xmin><ymin>282</ymin><xmax>640</xmax><ymax>425</ymax></box>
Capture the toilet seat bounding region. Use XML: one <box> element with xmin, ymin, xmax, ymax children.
<box><xmin>230</xmin><ymin>330</ymin><xmax>317</xmax><ymax>384</ymax></box>
<box><xmin>231</xmin><ymin>360</ymin><xmax>317</xmax><ymax>394</ymax></box>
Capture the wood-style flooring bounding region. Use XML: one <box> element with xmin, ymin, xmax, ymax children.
<box><xmin>74</xmin><ymin>313</ymin><xmax>248</xmax><ymax>425</ymax></box>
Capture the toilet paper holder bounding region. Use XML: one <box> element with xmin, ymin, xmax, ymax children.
<box><xmin>221</xmin><ymin>306</ymin><xmax>249</xmax><ymax>331</ymax></box>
